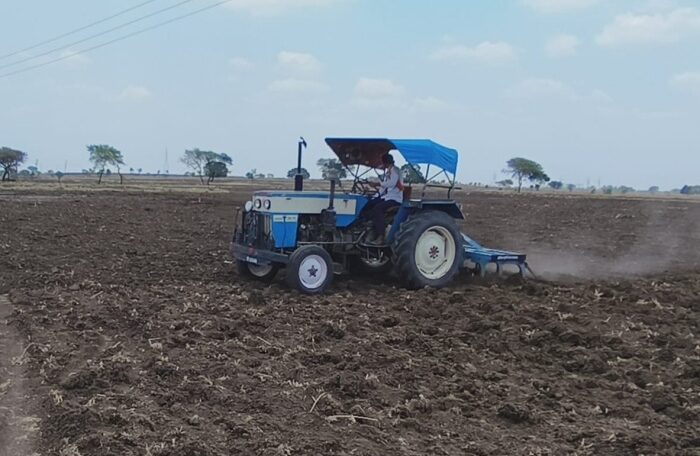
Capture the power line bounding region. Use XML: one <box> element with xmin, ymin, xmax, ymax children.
<box><xmin>0</xmin><ymin>0</ymin><xmax>200</xmax><ymax>71</ymax></box>
<box><xmin>0</xmin><ymin>0</ymin><xmax>232</xmax><ymax>79</ymax></box>
<box><xmin>0</xmin><ymin>0</ymin><xmax>162</xmax><ymax>61</ymax></box>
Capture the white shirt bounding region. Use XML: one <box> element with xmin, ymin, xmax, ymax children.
<box><xmin>379</xmin><ymin>165</ymin><xmax>403</xmax><ymax>203</ymax></box>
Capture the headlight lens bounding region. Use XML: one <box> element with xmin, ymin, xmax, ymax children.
<box><xmin>244</xmin><ymin>201</ymin><xmax>253</xmax><ymax>212</ymax></box>
<box><xmin>254</xmin><ymin>199</ymin><xmax>262</xmax><ymax>209</ymax></box>
<box><xmin>263</xmin><ymin>199</ymin><xmax>271</xmax><ymax>210</ymax></box>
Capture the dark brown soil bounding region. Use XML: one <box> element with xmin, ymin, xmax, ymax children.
<box><xmin>0</xmin><ymin>189</ymin><xmax>699</xmax><ymax>455</ymax></box>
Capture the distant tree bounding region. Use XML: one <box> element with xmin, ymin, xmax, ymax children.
<box><xmin>566</xmin><ymin>183</ymin><xmax>576</xmax><ymax>192</ymax></box>
<box><xmin>266</xmin><ymin>173</ymin><xmax>274</xmax><ymax>179</ymax></box>
<box><xmin>287</xmin><ymin>167</ymin><xmax>310</xmax><ymax>179</ymax></box>
<box><xmin>204</xmin><ymin>161</ymin><xmax>228</xmax><ymax>184</ymax></box>
<box><xmin>27</xmin><ymin>165</ymin><xmax>39</xmax><ymax>177</ymax></box>
<box><xmin>679</xmin><ymin>185</ymin><xmax>700</xmax><ymax>195</ymax></box>
<box><xmin>602</xmin><ymin>186</ymin><xmax>614</xmax><ymax>195</ymax></box>
<box><xmin>137</xmin><ymin>168</ymin><xmax>142</xmax><ymax>174</ymax></box>
<box><xmin>18</xmin><ymin>169</ymin><xmax>30</xmax><ymax>177</ymax></box>
<box><xmin>496</xmin><ymin>179</ymin><xmax>513</xmax><ymax>188</ymax></box>
<box><xmin>0</xmin><ymin>147</ymin><xmax>27</xmax><ymax>181</ymax></box>
<box><xmin>619</xmin><ymin>186</ymin><xmax>635</xmax><ymax>194</ymax></box>
<box><xmin>245</xmin><ymin>169</ymin><xmax>257</xmax><ymax>179</ymax></box>
<box><xmin>181</xmin><ymin>149</ymin><xmax>232</xmax><ymax>184</ymax></box>
<box><xmin>87</xmin><ymin>144</ymin><xmax>125</xmax><ymax>184</ymax></box>
<box><xmin>400</xmin><ymin>164</ymin><xmax>426</xmax><ymax>184</ymax></box>
<box><xmin>55</xmin><ymin>171</ymin><xmax>65</xmax><ymax>183</ymax></box>
<box><xmin>317</xmin><ymin>158</ymin><xmax>347</xmax><ymax>182</ymax></box>
<box><xmin>548</xmin><ymin>180</ymin><xmax>563</xmax><ymax>190</ymax></box>
<box><xmin>255</xmin><ymin>173</ymin><xmax>266</xmax><ymax>179</ymax></box>
<box><xmin>504</xmin><ymin>157</ymin><xmax>549</xmax><ymax>193</ymax></box>
<box><xmin>648</xmin><ymin>186</ymin><xmax>659</xmax><ymax>194</ymax></box>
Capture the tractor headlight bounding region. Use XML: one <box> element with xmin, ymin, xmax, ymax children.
<box><xmin>244</xmin><ymin>201</ymin><xmax>253</xmax><ymax>212</ymax></box>
<box><xmin>254</xmin><ymin>199</ymin><xmax>262</xmax><ymax>209</ymax></box>
<box><xmin>263</xmin><ymin>199</ymin><xmax>271</xmax><ymax>210</ymax></box>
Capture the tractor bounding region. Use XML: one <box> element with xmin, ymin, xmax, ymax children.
<box><xmin>231</xmin><ymin>137</ymin><xmax>530</xmax><ymax>294</ymax></box>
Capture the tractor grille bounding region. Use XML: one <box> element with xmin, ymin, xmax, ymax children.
<box><xmin>243</xmin><ymin>212</ymin><xmax>274</xmax><ymax>249</ymax></box>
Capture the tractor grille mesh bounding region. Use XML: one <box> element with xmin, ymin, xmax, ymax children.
<box><xmin>243</xmin><ymin>212</ymin><xmax>274</xmax><ymax>249</ymax></box>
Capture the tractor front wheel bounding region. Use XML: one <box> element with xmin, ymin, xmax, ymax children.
<box><xmin>392</xmin><ymin>211</ymin><xmax>463</xmax><ymax>289</ymax></box>
<box><xmin>237</xmin><ymin>260</ymin><xmax>280</xmax><ymax>283</ymax></box>
<box><xmin>286</xmin><ymin>245</ymin><xmax>334</xmax><ymax>294</ymax></box>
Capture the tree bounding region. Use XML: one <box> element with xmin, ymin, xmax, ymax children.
<box><xmin>496</xmin><ymin>179</ymin><xmax>513</xmax><ymax>187</ymax></box>
<box><xmin>87</xmin><ymin>144</ymin><xmax>125</xmax><ymax>184</ymax></box>
<box><xmin>55</xmin><ymin>171</ymin><xmax>65</xmax><ymax>183</ymax></box>
<box><xmin>566</xmin><ymin>183</ymin><xmax>576</xmax><ymax>192</ymax></box>
<box><xmin>317</xmin><ymin>158</ymin><xmax>347</xmax><ymax>182</ymax></box>
<box><xmin>504</xmin><ymin>157</ymin><xmax>549</xmax><ymax>193</ymax></box>
<box><xmin>0</xmin><ymin>147</ymin><xmax>27</xmax><ymax>181</ymax></box>
<box><xmin>287</xmin><ymin>167</ymin><xmax>310</xmax><ymax>179</ymax></box>
<box><xmin>27</xmin><ymin>165</ymin><xmax>39</xmax><ymax>177</ymax></box>
<box><xmin>137</xmin><ymin>168</ymin><xmax>142</xmax><ymax>174</ymax></box>
<box><xmin>204</xmin><ymin>161</ymin><xmax>228</xmax><ymax>184</ymax></box>
<box><xmin>245</xmin><ymin>169</ymin><xmax>257</xmax><ymax>179</ymax></box>
<box><xmin>548</xmin><ymin>180</ymin><xmax>563</xmax><ymax>190</ymax></box>
<box><xmin>648</xmin><ymin>186</ymin><xmax>659</xmax><ymax>193</ymax></box>
<box><xmin>400</xmin><ymin>164</ymin><xmax>426</xmax><ymax>184</ymax></box>
<box><xmin>181</xmin><ymin>149</ymin><xmax>232</xmax><ymax>184</ymax></box>
<box><xmin>680</xmin><ymin>185</ymin><xmax>700</xmax><ymax>195</ymax></box>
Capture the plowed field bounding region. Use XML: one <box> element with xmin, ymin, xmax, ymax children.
<box><xmin>1</xmin><ymin>187</ymin><xmax>699</xmax><ymax>455</ymax></box>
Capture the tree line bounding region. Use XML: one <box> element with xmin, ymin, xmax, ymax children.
<box><xmin>3</xmin><ymin>144</ymin><xmax>699</xmax><ymax>194</ymax></box>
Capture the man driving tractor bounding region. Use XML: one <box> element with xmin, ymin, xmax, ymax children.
<box><xmin>363</xmin><ymin>153</ymin><xmax>403</xmax><ymax>245</ymax></box>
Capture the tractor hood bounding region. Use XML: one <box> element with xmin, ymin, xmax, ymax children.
<box><xmin>325</xmin><ymin>137</ymin><xmax>458</xmax><ymax>175</ymax></box>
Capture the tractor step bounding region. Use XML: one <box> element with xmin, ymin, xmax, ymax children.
<box><xmin>460</xmin><ymin>233</ymin><xmax>531</xmax><ymax>277</ymax></box>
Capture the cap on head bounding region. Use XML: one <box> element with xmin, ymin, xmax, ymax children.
<box><xmin>382</xmin><ymin>153</ymin><xmax>395</xmax><ymax>165</ymax></box>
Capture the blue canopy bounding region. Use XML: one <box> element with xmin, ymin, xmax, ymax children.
<box><xmin>325</xmin><ymin>137</ymin><xmax>459</xmax><ymax>176</ymax></box>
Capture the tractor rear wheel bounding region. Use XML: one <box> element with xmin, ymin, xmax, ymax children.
<box><xmin>392</xmin><ymin>210</ymin><xmax>463</xmax><ymax>289</ymax></box>
<box><xmin>237</xmin><ymin>260</ymin><xmax>279</xmax><ymax>283</ymax></box>
<box><xmin>286</xmin><ymin>245</ymin><xmax>334</xmax><ymax>294</ymax></box>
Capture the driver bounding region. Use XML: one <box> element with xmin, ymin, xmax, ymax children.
<box><xmin>363</xmin><ymin>153</ymin><xmax>403</xmax><ymax>245</ymax></box>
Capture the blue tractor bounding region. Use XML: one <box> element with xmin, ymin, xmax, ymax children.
<box><xmin>231</xmin><ymin>137</ymin><xmax>530</xmax><ymax>294</ymax></box>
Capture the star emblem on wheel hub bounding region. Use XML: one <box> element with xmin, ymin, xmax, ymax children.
<box><xmin>308</xmin><ymin>265</ymin><xmax>318</xmax><ymax>277</ymax></box>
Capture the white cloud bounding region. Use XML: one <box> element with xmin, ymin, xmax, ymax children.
<box><xmin>430</xmin><ymin>41</ymin><xmax>515</xmax><ymax>65</ymax></box>
<box><xmin>670</xmin><ymin>71</ymin><xmax>700</xmax><ymax>96</ymax></box>
<box><xmin>268</xmin><ymin>78</ymin><xmax>329</xmax><ymax>93</ymax></box>
<box><xmin>413</xmin><ymin>96</ymin><xmax>450</xmax><ymax>112</ymax></box>
<box><xmin>59</xmin><ymin>50</ymin><xmax>90</xmax><ymax>64</ymax></box>
<box><xmin>522</xmin><ymin>0</ymin><xmax>599</xmax><ymax>14</ymax></box>
<box><xmin>119</xmin><ymin>85</ymin><xmax>152</xmax><ymax>101</ymax></box>
<box><xmin>229</xmin><ymin>57</ymin><xmax>255</xmax><ymax>72</ymax></box>
<box><xmin>224</xmin><ymin>0</ymin><xmax>341</xmax><ymax>15</ymax></box>
<box><xmin>352</xmin><ymin>78</ymin><xmax>405</xmax><ymax>109</ymax></box>
<box><xmin>505</xmin><ymin>78</ymin><xmax>577</xmax><ymax>100</ymax></box>
<box><xmin>545</xmin><ymin>34</ymin><xmax>580</xmax><ymax>57</ymax></box>
<box><xmin>596</xmin><ymin>7</ymin><xmax>700</xmax><ymax>46</ymax></box>
<box><xmin>277</xmin><ymin>51</ymin><xmax>322</xmax><ymax>74</ymax></box>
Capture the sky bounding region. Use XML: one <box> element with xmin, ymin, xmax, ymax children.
<box><xmin>1</xmin><ymin>0</ymin><xmax>699</xmax><ymax>190</ymax></box>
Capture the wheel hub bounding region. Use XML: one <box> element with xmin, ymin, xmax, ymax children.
<box><xmin>298</xmin><ymin>255</ymin><xmax>327</xmax><ymax>289</ymax></box>
<box><xmin>414</xmin><ymin>226</ymin><xmax>456</xmax><ymax>279</ymax></box>
<box><xmin>248</xmin><ymin>263</ymin><xmax>274</xmax><ymax>277</ymax></box>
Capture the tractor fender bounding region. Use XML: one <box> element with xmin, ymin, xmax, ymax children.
<box><xmin>411</xmin><ymin>200</ymin><xmax>464</xmax><ymax>220</ymax></box>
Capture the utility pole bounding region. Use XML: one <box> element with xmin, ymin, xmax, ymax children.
<box><xmin>164</xmin><ymin>148</ymin><xmax>169</xmax><ymax>175</ymax></box>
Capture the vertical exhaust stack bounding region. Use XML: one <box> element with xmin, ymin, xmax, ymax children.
<box><xmin>294</xmin><ymin>137</ymin><xmax>307</xmax><ymax>191</ymax></box>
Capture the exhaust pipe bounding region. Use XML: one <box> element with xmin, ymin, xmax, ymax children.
<box><xmin>294</xmin><ymin>137</ymin><xmax>307</xmax><ymax>191</ymax></box>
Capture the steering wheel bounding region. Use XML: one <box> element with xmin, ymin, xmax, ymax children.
<box><xmin>352</xmin><ymin>179</ymin><xmax>377</xmax><ymax>197</ymax></box>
